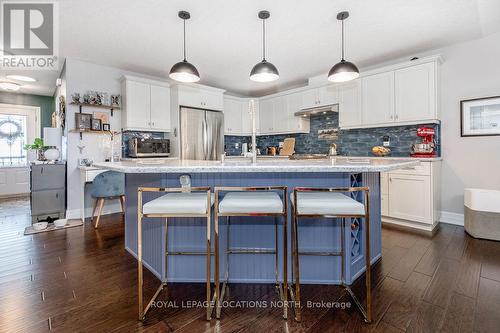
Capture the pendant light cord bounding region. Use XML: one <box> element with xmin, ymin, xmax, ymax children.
<box><xmin>183</xmin><ymin>19</ymin><xmax>187</xmax><ymax>61</ymax></box>
<box><xmin>262</xmin><ymin>19</ymin><xmax>266</xmax><ymax>61</ymax></box>
<box><xmin>341</xmin><ymin>18</ymin><xmax>345</xmax><ymax>61</ymax></box>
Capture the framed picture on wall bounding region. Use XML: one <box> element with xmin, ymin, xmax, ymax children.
<box><xmin>461</xmin><ymin>96</ymin><xmax>500</xmax><ymax>137</ymax></box>
<box><xmin>75</xmin><ymin>113</ymin><xmax>92</xmax><ymax>130</ymax></box>
<box><xmin>91</xmin><ymin>118</ymin><xmax>102</xmax><ymax>131</ymax></box>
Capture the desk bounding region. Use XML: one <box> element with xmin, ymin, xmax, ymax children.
<box><xmin>78</xmin><ymin>166</ymin><xmax>107</xmax><ymax>222</ymax></box>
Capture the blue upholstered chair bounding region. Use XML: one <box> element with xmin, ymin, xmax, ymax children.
<box><xmin>90</xmin><ymin>171</ymin><xmax>125</xmax><ymax>228</ymax></box>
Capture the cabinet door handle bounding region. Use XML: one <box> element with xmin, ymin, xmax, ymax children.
<box><xmin>395</xmin><ymin>115</ymin><xmax>399</xmax><ymax>120</ymax></box>
<box><xmin>390</xmin><ymin>115</ymin><xmax>393</xmax><ymax>120</ymax></box>
<box><xmin>56</xmin><ymin>192</ymin><xmax>59</xmax><ymax>198</ymax></box>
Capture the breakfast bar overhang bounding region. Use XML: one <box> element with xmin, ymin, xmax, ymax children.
<box><xmin>94</xmin><ymin>158</ymin><xmax>419</xmax><ymax>285</ymax></box>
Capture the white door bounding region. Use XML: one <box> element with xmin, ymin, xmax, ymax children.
<box><xmin>125</xmin><ymin>80</ymin><xmax>151</xmax><ymax>130</ymax></box>
<box><xmin>301</xmin><ymin>88</ymin><xmax>319</xmax><ymax>109</ymax></box>
<box><xmin>223</xmin><ymin>98</ymin><xmax>242</xmax><ymax>134</ymax></box>
<box><xmin>287</xmin><ymin>92</ymin><xmax>307</xmax><ymax>132</ymax></box>
<box><xmin>388</xmin><ymin>174</ymin><xmax>432</xmax><ymax>224</ymax></box>
<box><xmin>201</xmin><ymin>90</ymin><xmax>224</xmax><ymax>111</ymax></box>
<box><xmin>339</xmin><ymin>80</ymin><xmax>362</xmax><ymax>128</ymax></box>
<box><xmin>259</xmin><ymin>99</ymin><xmax>275</xmax><ymax>134</ymax></box>
<box><xmin>362</xmin><ymin>72</ymin><xmax>395</xmax><ymax>125</ymax></box>
<box><xmin>0</xmin><ymin>104</ymin><xmax>40</xmax><ymax>197</ymax></box>
<box><xmin>318</xmin><ymin>84</ymin><xmax>339</xmax><ymax>106</ymax></box>
<box><xmin>395</xmin><ymin>62</ymin><xmax>436</xmax><ymax>122</ymax></box>
<box><xmin>273</xmin><ymin>96</ymin><xmax>288</xmax><ymax>133</ymax></box>
<box><xmin>150</xmin><ymin>85</ymin><xmax>171</xmax><ymax>131</ymax></box>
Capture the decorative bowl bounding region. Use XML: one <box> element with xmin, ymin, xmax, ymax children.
<box><xmin>33</xmin><ymin>222</ymin><xmax>48</xmax><ymax>231</ymax></box>
<box><xmin>53</xmin><ymin>219</ymin><xmax>68</xmax><ymax>228</ymax></box>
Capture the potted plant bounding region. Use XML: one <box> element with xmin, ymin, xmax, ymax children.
<box><xmin>24</xmin><ymin>138</ymin><xmax>48</xmax><ymax>161</ymax></box>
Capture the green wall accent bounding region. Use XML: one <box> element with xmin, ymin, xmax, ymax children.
<box><xmin>0</xmin><ymin>91</ymin><xmax>55</xmax><ymax>137</ymax></box>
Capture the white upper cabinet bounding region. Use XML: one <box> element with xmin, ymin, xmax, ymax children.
<box><xmin>338</xmin><ymin>56</ymin><xmax>441</xmax><ymax>129</ymax></box>
<box><xmin>259</xmin><ymin>98</ymin><xmax>275</xmax><ymax>134</ymax></box>
<box><xmin>339</xmin><ymin>80</ymin><xmax>362</xmax><ymax>128</ymax></box>
<box><xmin>121</xmin><ymin>76</ymin><xmax>171</xmax><ymax>131</ymax></box>
<box><xmin>223</xmin><ymin>97</ymin><xmax>243</xmax><ymax>134</ymax></box>
<box><xmin>395</xmin><ymin>62</ymin><xmax>437</xmax><ymax>122</ymax></box>
<box><xmin>301</xmin><ymin>85</ymin><xmax>339</xmax><ymax>109</ymax></box>
<box><xmin>149</xmin><ymin>85</ymin><xmax>171</xmax><ymax>131</ymax></box>
<box><xmin>362</xmin><ymin>71</ymin><xmax>395</xmax><ymax>125</ymax></box>
<box><xmin>177</xmin><ymin>85</ymin><xmax>224</xmax><ymax>110</ymax></box>
<box><xmin>224</xmin><ymin>97</ymin><xmax>259</xmax><ymax>136</ymax></box>
<box><xmin>258</xmin><ymin>92</ymin><xmax>309</xmax><ymax>135</ymax></box>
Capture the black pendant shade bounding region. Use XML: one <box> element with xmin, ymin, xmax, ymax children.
<box><xmin>169</xmin><ymin>11</ymin><xmax>200</xmax><ymax>83</ymax></box>
<box><xmin>250</xmin><ymin>10</ymin><xmax>279</xmax><ymax>82</ymax></box>
<box><xmin>328</xmin><ymin>11</ymin><xmax>359</xmax><ymax>83</ymax></box>
<box><xmin>250</xmin><ymin>60</ymin><xmax>279</xmax><ymax>82</ymax></box>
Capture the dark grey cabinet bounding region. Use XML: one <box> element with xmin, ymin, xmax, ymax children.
<box><xmin>30</xmin><ymin>163</ymin><xmax>66</xmax><ymax>223</ymax></box>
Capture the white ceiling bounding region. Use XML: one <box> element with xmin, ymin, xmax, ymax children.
<box><xmin>1</xmin><ymin>0</ymin><xmax>500</xmax><ymax>97</ymax></box>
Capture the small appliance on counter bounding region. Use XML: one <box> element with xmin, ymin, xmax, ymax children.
<box><xmin>411</xmin><ymin>127</ymin><xmax>437</xmax><ymax>158</ymax></box>
<box><xmin>128</xmin><ymin>138</ymin><xmax>170</xmax><ymax>158</ymax></box>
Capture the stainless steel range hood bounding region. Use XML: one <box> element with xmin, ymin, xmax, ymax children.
<box><xmin>294</xmin><ymin>104</ymin><xmax>339</xmax><ymax>117</ymax></box>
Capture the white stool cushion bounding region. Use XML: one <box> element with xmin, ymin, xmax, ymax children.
<box><xmin>219</xmin><ymin>192</ymin><xmax>283</xmax><ymax>214</ymax></box>
<box><xmin>143</xmin><ymin>192</ymin><xmax>214</xmax><ymax>215</ymax></box>
<box><xmin>292</xmin><ymin>192</ymin><xmax>365</xmax><ymax>216</ymax></box>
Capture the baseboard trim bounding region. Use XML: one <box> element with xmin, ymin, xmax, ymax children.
<box><xmin>66</xmin><ymin>204</ymin><xmax>122</xmax><ymax>220</ymax></box>
<box><xmin>440</xmin><ymin>211</ymin><xmax>464</xmax><ymax>226</ymax></box>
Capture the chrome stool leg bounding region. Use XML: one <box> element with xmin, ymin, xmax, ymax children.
<box><xmin>137</xmin><ymin>187</ymin><xmax>216</xmax><ymax>322</ymax></box>
<box><xmin>214</xmin><ymin>187</ymin><xmax>288</xmax><ymax>320</ymax></box>
<box><xmin>290</xmin><ymin>187</ymin><xmax>372</xmax><ymax>323</ymax></box>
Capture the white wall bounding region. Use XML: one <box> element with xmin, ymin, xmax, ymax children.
<box><xmin>438</xmin><ymin>32</ymin><xmax>500</xmax><ymax>217</ymax></box>
<box><xmin>64</xmin><ymin>59</ymin><xmax>168</xmax><ymax>219</ymax></box>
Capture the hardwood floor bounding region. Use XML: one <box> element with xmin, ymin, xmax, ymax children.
<box><xmin>1</xmin><ymin>200</ymin><xmax>499</xmax><ymax>332</ymax></box>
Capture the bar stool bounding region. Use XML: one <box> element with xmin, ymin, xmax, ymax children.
<box><xmin>137</xmin><ymin>186</ymin><xmax>216</xmax><ymax>321</ymax></box>
<box><xmin>290</xmin><ymin>187</ymin><xmax>372</xmax><ymax>323</ymax></box>
<box><xmin>214</xmin><ymin>187</ymin><xmax>288</xmax><ymax>319</ymax></box>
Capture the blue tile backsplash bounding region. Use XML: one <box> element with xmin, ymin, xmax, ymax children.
<box><xmin>122</xmin><ymin>131</ymin><xmax>169</xmax><ymax>157</ymax></box>
<box><xmin>225</xmin><ymin>113</ymin><xmax>440</xmax><ymax>157</ymax></box>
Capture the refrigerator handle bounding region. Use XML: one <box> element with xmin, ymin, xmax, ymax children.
<box><xmin>203</xmin><ymin>113</ymin><xmax>208</xmax><ymax>160</ymax></box>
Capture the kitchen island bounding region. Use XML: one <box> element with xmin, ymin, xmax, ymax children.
<box><xmin>94</xmin><ymin>157</ymin><xmax>419</xmax><ymax>285</ymax></box>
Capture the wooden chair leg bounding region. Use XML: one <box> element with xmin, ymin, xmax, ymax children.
<box><xmin>94</xmin><ymin>198</ymin><xmax>105</xmax><ymax>228</ymax></box>
<box><xmin>119</xmin><ymin>195</ymin><xmax>126</xmax><ymax>214</ymax></box>
<box><xmin>91</xmin><ymin>199</ymin><xmax>99</xmax><ymax>223</ymax></box>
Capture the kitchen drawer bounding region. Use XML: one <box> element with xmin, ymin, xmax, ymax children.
<box><xmin>31</xmin><ymin>164</ymin><xmax>66</xmax><ymax>191</ymax></box>
<box><xmin>85</xmin><ymin>169</ymin><xmax>106</xmax><ymax>182</ymax></box>
<box><xmin>31</xmin><ymin>189</ymin><xmax>65</xmax><ymax>215</ymax></box>
<box><xmin>389</xmin><ymin>161</ymin><xmax>430</xmax><ymax>176</ymax></box>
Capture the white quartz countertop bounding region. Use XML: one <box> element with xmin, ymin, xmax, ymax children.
<box><xmin>93</xmin><ymin>157</ymin><xmax>421</xmax><ymax>174</ymax></box>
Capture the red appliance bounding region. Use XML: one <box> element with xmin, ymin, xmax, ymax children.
<box><xmin>410</xmin><ymin>127</ymin><xmax>437</xmax><ymax>158</ymax></box>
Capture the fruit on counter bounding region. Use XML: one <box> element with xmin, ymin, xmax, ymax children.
<box><xmin>372</xmin><ymin>146</ymin><xmax>391</xmax><ymax>156</ymax></box>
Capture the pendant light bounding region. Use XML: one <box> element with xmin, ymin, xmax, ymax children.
<box><xmin>169</xmin><ymin>11</ymin><xmax>200</xmax><ymax>83</ymax></box>
<box><xmin>250</xmin><ymin>10</ymin><xmax>279</xmax><ymax>82</ymax></box>
<box><xmin>328</xmin><ymin>11</ymin><xmax>359</xmax><ymax>83</ymax></box>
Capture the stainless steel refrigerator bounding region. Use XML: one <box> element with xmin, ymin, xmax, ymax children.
<box><xmin>180</xmin><ymin>107</ymin><xmax>224</xmax><ymax>160</ymax></box>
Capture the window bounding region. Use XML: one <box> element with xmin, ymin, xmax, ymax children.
<box><xmin>0</xmin><ymin>114</ymin><xmax>27</xmax><ymax>166</ymax></box>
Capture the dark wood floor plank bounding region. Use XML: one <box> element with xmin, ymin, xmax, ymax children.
<box><xmin>422</xmin><ymin>257</ymin><xmax>460</xmax><ymax>309</ymax></box>
<box><xmin>382</xmin><ymin>271</ymin><xmax>431</xmax><ymax>330</ymax></box>
<box><xmin>474</xmin><ymin>277</ymin><xmax>500</xmax><ymax>333</ymax></box>
<box><xmin>405</xmin><ymin>301</ymin><xmax>445</xmax><ymax>333</ymax></box>
<box><xmin>439</xmin><ymin>292</ymin><xmax>475</xmax><ymax>333</ymax></box>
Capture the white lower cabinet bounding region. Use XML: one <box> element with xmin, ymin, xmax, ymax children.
<box><xmin>381</xmin><ymin>161</ymin><xmax>441</xmax><ymax>232</ymax></box>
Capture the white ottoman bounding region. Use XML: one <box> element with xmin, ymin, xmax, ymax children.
<box><xmin>464</xmin><ymin>188</ymin><xmax>500</xmax><ymax>241</ymax></box>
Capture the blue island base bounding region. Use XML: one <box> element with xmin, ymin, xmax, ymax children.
<box><xmin>124</xmin><ymin>172</ymin><xmax>381</xmax><ymax>286</ymax></box>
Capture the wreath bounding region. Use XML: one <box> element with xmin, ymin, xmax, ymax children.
<box><xmin>0</xmin><ymin>119</ymin><xmax>24</xmax><ymax>145</ymax></box>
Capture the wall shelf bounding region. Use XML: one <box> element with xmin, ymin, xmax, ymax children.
<box><xmin>69</xmin><ymin>129</ymin><xmax>111</xmax><ymax>139</ymax></box>
<box><xmin>70</xmin><ymin>102</ymin><xmax>121</xmax><ymax>116</ymax></box>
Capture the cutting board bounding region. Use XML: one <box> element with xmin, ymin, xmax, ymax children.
<box><xmin>280</xmin><ymin>138</ymin><xmax>295</xmax><ymax>156</ymax></box>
